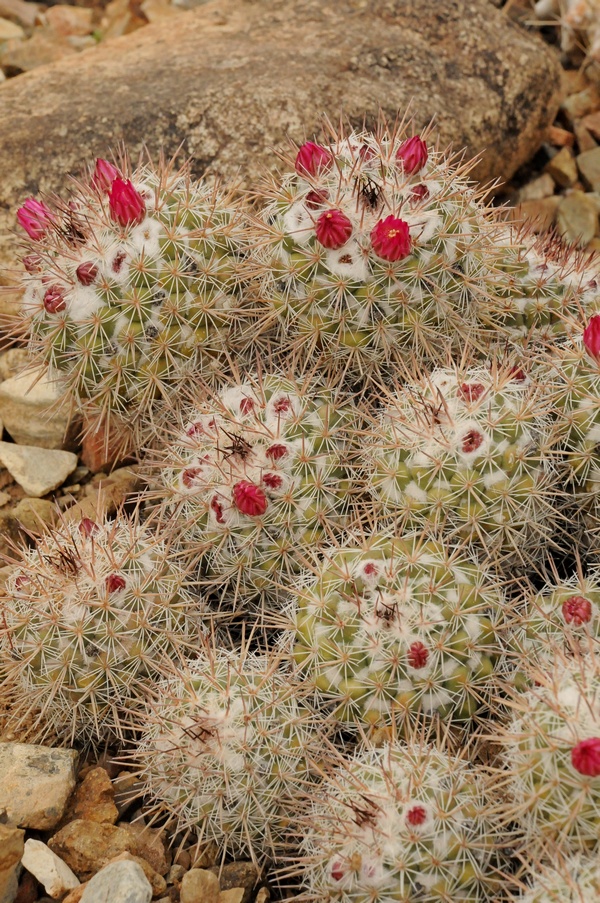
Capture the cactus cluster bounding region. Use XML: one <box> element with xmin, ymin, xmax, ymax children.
<box><xmin>16</xmin><ymin>156</ymin><xmax>248</xmax><ymax>446</ymax></box>
<box><xmin>365</xmin><ymin>362</ymin><xmax>558</xmax><ymax>570</ymax></box>
<box><xmin>516</xmin><ymin>854</ymin><xmax>600</xmax><ymax>902</ymax></box>
<box><xmin>0</xmin><ymin>515</ymin><xmax>201</xmax><ymax>746</ymax></box>
<box><xmin>300</xmin><ymin>741</ymin><xmax>500</xmax><ymax>903</ymax></box>
<box><xmin>289</xmin><ymin>532</ymin><xmax>507</xmax><ymax>728</ymax></box>
<box><xmin>156</xmin><ymin>374</ymin><xmax>351</xmax><ymax>611</ymax></box>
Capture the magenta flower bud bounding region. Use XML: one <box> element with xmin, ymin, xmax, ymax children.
<box><xmin>410</xmin><ymin>183</ymin><xmax>430</xmax><ymax>204</ymax></box>
<box><xmin>294</xmin><ymin>142</ymin><xmax>333</xmax><ymax>177</ymax></box>
<box><xmin>79</xmin><ymin>518</ymin><xmax>99</xmax><ymax>538</ymax></box>
<box><xmin>22</xmin><ymin>254</ymin><xmax>42</xmax><ymax>274</ymax></box>
<box><xmin>315</xmin><ymin>209</ymin><xmax>353</xmax><ymax>250</ymax></box>
<box><xmin>43</xmin><ymin>285</ymin><xmax>66</xmax><ymax>314</ymax></box>
<box><xmin>571</xmin><ymin>737</ymin><xmax>600</xmax><ymax>777</ymax></box>
<box><xmin>108</xmin><ymin>178</ymin><xmax>146</xmax><ymax>228</ymax></box>
<box><xmin>105</xmin><ymin>573</ymin><xmax>126</xmax><ymax>594</ymax></box>
<box><xmin>232</xmin><ymin>480</ymin><xmax>268</xmax><ymax>516</ymax></box>
<box><xmin>370</xmin><ymin>215</ymin><xmax>411</xmax><ymax>262</ymax></box>
<box><xmin>583</xmin><ymin>315</ymin><xmax>600</xmax><ymax>362</ymax></box>
<box><xmin>91</xmin><ymin>158</ymin><xmax>120</xmax><ymax>193</ymax></box>
<box><xmin>562</xmin><ymin>595</ymin><xmax>593</xmax><ymax>626</ymax></box>
<box><xmin>17</xmin><ymin>198</ymin><xmax>55</xmax><ymax>241</ymax></box>
<box><xmin>396</xmin><ymin>135</ymin><xmax>429</xmax><ymax>175</ymax></box>
<box><xmin>76</xmin><ymin>261</ymin><xmax>98</xmax><ymax>286</ymax></box>
<box><xmin>406</xmin><ymin>805</ymin><xmax>427</xmax><ymax>826</ymax></box>
<box><xmin>305</xmin><ymin>188</ymin><xmax>329</xmax><ymax>210</ymax></box>
<box><xmin>407</xmin><ymin>641</ymin><xmax>429</xmax><ymax>669</ymax></box>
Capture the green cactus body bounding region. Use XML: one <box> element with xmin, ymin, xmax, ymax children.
<box><xmin>500</xmin><ymin>654</ymin><xmax>600</xmax><ymax>853</ymax></box>
<box><xmin>254</xmin><ymin>126</ymin><xmax>505</xmax><ymax>373</ymax></box>
<box><xmin>517</xmin><ymin>855</ymin><xmax>600</xmax><ymax>903</ymax></box>
<box><xmin>19</xmin><ymin>160</ymin><xmax>248</xmax><ymax>441</ymax></box>
<box><xmin>134</xmin><ymin>652</ymin><xmax>321</xmax><ymax>861</ymax></box>
<box><xmin>517</xmin><ymin>571</ymin><xmax>600</xmax><ymax>660</ymax></box>
<box><xmin>159</xmin><ymin>376</ymin><xmax>351</xmax><ymax>610</ymax></box>
<box><xmin>0</xmin><ymin>516</ymin><xmax>200</xmax><ymax>747</ymax></box>
<box><xmin>299</xmin><ymin>742</ymin><xmax>500</xmax><ymax>902</ymax></box>
<box><xmin>367</xmin><ymin>365</ymin><xmax>557</xmax><ymax>569</ymax></box>
<box><xmin>290</xmin><ymin>533</ymin><xmax>506</xmax><ymax>728</ymax></box>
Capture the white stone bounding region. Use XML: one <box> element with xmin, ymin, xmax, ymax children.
<box><xmin>0</xmin><ymin>16</ymin><xmax>24</xmax><ymax>39</ymax></box>
<box><xmin>0</xmin><ymin>367</ymin><xmax>79</xmax><ymax>450</ymax></box>
<box><xmin>0</xmin><ymin>742</ymin><xmax>78</xmax><ymax>830</ymax></box>
<box><xmin>80</xmin><ymin>860</ymin><xmax>152</xmax><ymax>903</ymax></box>
<box><xmin>0</xmin><ymin>441</ymin><xmax>78</xmax><ymax>497</ymax></box>
<box><xmin>22</xmin><ymin>840</ymin><xmax>79</xmax><ymax>899</ymax></box>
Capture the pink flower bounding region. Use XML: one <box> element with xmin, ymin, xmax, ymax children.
<box><xmin>232</xmin><ymin>480</ymin><xmax>268</xmax><ymax>516</ymax></box>
<box><xmin>407</xmin><ymin>641</ymin><xmax>429</xmax><ymax>669</ymax></box>
<box><xmin>76</xmin><ymin>261</ymin><xmax>98</xmax><ymax>286</ymax></box>
<box><xmin>315</xmin><ymin>209</ymin><xmax>353</xmax><ymax>250</ymax></box>
<box><xmin>396</xmin><ymin>136</ymin><xmax>428</xmax><ymax>174</ymax></box>
<box><xmin>562</xmin><ymin>595</ymin><xmax>593</xmax><ymax>626</ymax></box>
<box><xmin>370</xmin><ymin>215</ymin><xmax>411</xmax><ymax>261</ymax></box>
<box><xmin>92</xmin><ymin>158</ymin><xmax>120</xmax><ymax>193</ymax></box>
<box><xmin>266</xmin><ymin>444</ymin><xmax>288</xmax><ymax>461</ymax></box>
<box><xmin>108</xmin><ymin>178</ymin><xmax>146</xmax><ymax>228</ymax></box>
<box><xmin>263</xmin><ymin>473</ymin><xmax>282</xmax><ymax>490</ymax></box>
<box><xmin>17</xmin><ymin>198</ymin><xmax>55</xmax><ymax>241</ymax></box>
<box><xmin>43</xmin><ymin>286</ymin><xmax>66</xmax><ymax>314</ymax></box>
<box><xmin>295</xmin><ymin>142</ymin><xmax>333</xmax><ymax>177</ymax></box>
<box><xmin>458</xmin><ymin>383</ymin><xmax>486</xmax><ymax>403</ymax></box>
<box><xmin>571</xmin><ymin>737</ymin><xmax>600</xmax><ymax>777</ymax></box>
<box><xmin>461</xmin><ymin>429</ymin><xmax>484</xmax><ymax>454</ymax></box>
<box><xmin>583</xmin><ymin>315</ymin><xmax>600</xmax><ymax>362</ymax></box>
<box><xmin>405</xmin><ymin>805</ymin><xmax>427</xmax><ymax>826</ymax></box>
<box><xmin>105</xmin><ymin>574</ymin><xmax>126</xmax><ymax>594</ymax></box>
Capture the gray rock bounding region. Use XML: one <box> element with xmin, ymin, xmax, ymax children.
<box><xmin>0</xmin><ymin>0</ymin><xmax>562</xmax><ymax>274</ymax></box>
<box><xmin>21</xmin><ymin>840</ymin><xmax>80</xmax><ymax>899</ymax></box>
<box><xmin>0</xmin><ymin>742</ymin><xmax>78</xmax><ymax>830</ymax></box>
<box><xmin>181</xmin><ymin>869</ymin><xmax>220</xmax><ymax>903</ymax></box>
<box><xmin>516</xmin><ymin>172</ymin><xmax>555</xmax><ymax>202</ymax></box>
<box><xmin>0</xmin><ymin>441</ymin><xmax>78</xmax><ymax>497</ymax></box>
<box><xmin>79</xmin><ymin>860</ymin><xmax>152</xmax><ymax>903</ymax></box>
<box><xmin>0</xmin><ymin>367</ymin><xmax>80</xmax><ymax>451</ymax></box>
<box><xmin>578</xmin><ymin>146</ymin><xmax>600</xmax><ymax>192</ymax></box>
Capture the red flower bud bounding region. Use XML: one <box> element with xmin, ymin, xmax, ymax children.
<box><xmin>182</xmin><ymin>467</ymin><xmax>203</xmax><ymax>489</ymax></box>
<box><xmin>370</xmin><ymin>215</ymin><xmax>411</xmax><ymax>262</ymax></box>
<box><xmin>17</xmin><ymin>198</ymin><xmax>55</xmax><ymax>241</ymax></box>
<box><xmin>76</xmin><ymin>261</ymin><xmax>98</xmax><ymax>286</ymax></box>
<box><xmin>266</xmin><ymin>444</ymin><xmax>288</xmax><ymax>461</ymax></box>
<box><xmin>79</xmin><ymin>518</ymin><xmax>99</xmax><ymax>538</ymax></box>
<box><xmin>562</xmin><ymin>595</ymin><xmax>593</xmax><ymax>626</ymax></box>
<box><xmin>458</xmin><ymin>383</ymin><xmax>486</xmax><ymax>403</ymax></box>
<box><xmin>108</xmin><ymin>178</ymin><xmax>146</xmax><ymax>228</ymax></box>
<box><xmin>407</xmin><ymin>641</ymin><xmax>429</xmax><ymax>669</ymax></box>
<box><xmin>410</xmin><ymin>183</ymin><xmax>430</xmax><ymax>204</ymax></box>
<box><xmin>239</xmin><ymin>397</ymin><xmax>255</xmax><ymax>415</ymax></box>
<box><xmin>105</xmin><ymin>573</ymin><xmax>126</xmax><ymax>593</ymax></box>
<box><xmin>583</xmin><ymin>315</ymin><xmax>600</xmax><ymax>362</ymax></box>
<box><xmin>295</xmin><ymin>142</ymin><xmax>333</xmax><ymax>177</ymax></box>
<box><xmin>185</xmin><ymin>422</ymin><xmax>204</xmax><ymax>438</ymax></box>
<box><xmin>15</xmin><ymin>575</ymin><xmax>30</xmax><ymax>591</ymax></box>
<box><xmin>461</xmin><ymin>430</ymin><xmax>484</xmax><ymax>454</ymax></box>
<box><xmin>305</xmin><ymin>188</ymin><xmax>329</xmax><ymax>210</ymax></box>
<box><xmin>509</xmin><ymin>366</ymin><xmax>527</xmax><ymax>382</ymax></box>
<box><xmin>330</xmin><ymin>861</ymin><xmax>345</xmax><ymax>882</ymax></box>
<box><xmin>272</xmin><ymin>396</ymin><xmax>292</xmax><ymax>414</ymax></box>
<box><xmin>43</xmin><ymin>285</ymin><xmax>66</xmax><ymax>314</ymax></box>
<box><xmin>406</xmin><ymin>805</ymin><xmax>427</xmax><ymax>826</ymax></box>
<box><xmin>571</xmin><ymin>737</ymin><xmax>600</xmax><ymax>777</ymax></box>
<box><xmin>315</xmin><ymin>209</ymin><xmax>353</xmax><ymax>250</ymax></box>
<box><xmin>23</xmin><ymin>254</ymin><xmax>42</xmax><ymax>274</ymax></box>
<box><xmin>210</xmin><ymin>496</ymin><xmax>225</xmax><ymax>524</ymax></box>
<box><xmin>396</xmin><ymin>136</ymin><xmax>429</xmax><ymax>175</ymax></box>
<box><xmin>232</xmin><ymin>480</ymin><xmax>268</xmax><ymax>516</ymax></box>
<box><xmin>263</xmin><ymin>473</ymin><xmax>283</xmax><ymax>490</ymax></box>
<box><xmin>92</xmin><ymin>158</ymin><xmax>120</xmax><ymax>193</ymax></box>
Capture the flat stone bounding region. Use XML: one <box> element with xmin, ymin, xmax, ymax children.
<box><xmin>21</xmin><ymin>840</ymin><xmax>79</xmax><ymax>899</ymax></box>
<box><xmin>11</xmin><ymin>497</ymin><xmax>59</xmax><ymax>533</ymax></box>
<box><xmin>0</xmin><ymin>0</ymin><xmax>39</xmax><ymax>28</ymax></box>
<box><xmin>65</xmin><ymin>768</ymin><xmax>119</xmax><ymax>826</ymax></box>
<box><xmin>45</xmin><ymin>6</ymin><xmax>93</xmax><ymax>37</ymax></box>
<box><xmin>0</xmin><ymin>367</ymin><xmax>80</xmax><ymax>451</ymax></box>
<box><xmin>582</xmin><ymin>110</ymin><xmax>600</xmax><ymax>141</ymax></box>
<box><xmin>557</xmin><ymin>191</ymin><xmax>599</xmax><ymax>246</ymax></box>
<box><xmin>218</xmin><ymin>892</ymin><xmax>244</xmax><ymax>903</ymax></box>
<box><xmin>180</xmin><ymin>869</ymin><xmax>219</xmax><ymax>903</ymax></box>
<box><xmin>49</xmin><ymin>820</ymin><xmax>167</xmax><ymax>881</ymax></box>
<box><xmin>574</xmin><ymin>119</ymin><xmax>598</xmax><ymax>153</ymax></box>
<box><xmin>544</xmin><ymin>146</ymin><xmax>578</xmax><ymax>187</ymax></box>
<box><xmin>0</xmin><ymin>442</ymin><xmax>78</xmax><ymax>497</ymax></box>
<box><xmin>107</xmin><ymin>854</ymin><xmax>166</xmax><ymax>899</ymax></box>
<box><xmin>79</xmin><ymin>860</ymin><xmax>151</xmax><ymax>903</ymax></box>
<box><xmin>0</xmin><ymin>0</ymin><xmax>562</xmax><ymax>272</ymax></box>
<box><xmin>210</xmin><ymin>863</ymin><xmax>257</xmax><ymax>901</ymax></box>
<box><xmin>562</xmin><ymin>85</ymin><xmax>600</xmax><ymax>120</ymax></box>
<box><xmin>578</xmin><ymin>146</ymin><xmax>600</xmax><ymax>191</ymax></box>
<box><xmin>0</xmin><ymin>16</ymin><xmax>23</xmax><ymax>38</ymax></box>
<box><xmin>1</xmin><ymin>30</ymin><xmax>76</xmax><ymax>75</ymax></box>
<box><xmin>516</xmin><ymin>172</ymin><xmax>555</xmax><ymax>202</ymax></box>
<box><xmin>0</xmin><ymin>743</ymin><xmax>77</xmax><ymax>830</ymax></box>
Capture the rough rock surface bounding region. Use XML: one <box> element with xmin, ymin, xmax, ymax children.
<box><xmin>78</xmin><ymin>860</ymin><xmax>152</xmax><ymax>903</ymax></box>
<box><xmin>0</xmin><ymin>0</ymin><xmax>562</xmax><ymax>275</ymax></box>
<box><xmin>49</xmin><ymin>820</ymin><xmax>168</xmax><ymax>881</ymax></box>
<box><xmin>0</xmin><ymin>367</ymin><xmax>81</xmax><ymax>451</ymax></box>
<box><xmin>0</xmin><ymin>823</ymin><xmax>24</xmax><ymax>903</ymax></box>
<box><xmin>64</xmin><ymin>767</ymin><xmax>119</xmax><ymax>826</ymax></box>
<box><xmin>0</xmin><ymin>742</ymin><xmax>78</xmax><ymax>830</ymax></box>
<box><xmin>21</xmin><ymin>839</ymin><xmax>80</xmax><ymax>899</ymax></box>
<box><xmin>0</xmin><ymin>441</ymin><xmax>78</xmax><ymax>497</ymax></box>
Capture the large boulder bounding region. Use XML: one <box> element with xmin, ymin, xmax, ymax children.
<box><xmin>0</xmin><ymin>0</ymin><xmax>562</xmax><ymax>277</ymax></box>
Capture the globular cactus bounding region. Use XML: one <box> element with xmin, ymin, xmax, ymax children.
<box><xmin>289</xmin><ymin>530</ymin><xmax>508</xmax><ymax>729</ymax></box>
<box><xmin>156</xmin><ymin>373</ymin><xmax>352</xmax><ymax>613</ymax></box>
<box><xmin>496</xmin><ymin>650</ymin><xmax>600</xmax><ymax>854</ymax></box>
<box><xmin>251</xmin><ymin>118</ymin><xmax>507</xmax><ymax>376</ymax></box>
<box><xmin>297</xmin><ymin>740</ymin><xmax>501</xmax><ymax>902</ymax></box>
<box><xmin>132</xmin><ymin>650</ymin><xmax>324</xmax><ymax>862</ymax></box>
<box><xmin>15</xmin><ymin>154</ymin><xmax>249</xmax><ymax>448</ymax></box>
<box><xmin>365</xmin><ymin>361</ymin><xmax>559</xmax><ymax>571</ymax></box>
<box><xmin>515</xmin><ymin>854</ymin><xmax>600</xmax><ymax>902</ymax></box>
<box><xmin>0</xmin><ymin>514</ymin><xmax>201</xmax><ymax>747</ymax></box>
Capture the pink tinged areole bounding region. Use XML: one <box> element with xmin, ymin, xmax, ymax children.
<box><xmin>108</xmin><ymin>178</ymin><xmax>146</xmax><ymax>228</ymax></box>
<box><xmin>17</xmin><ymin>198</ymin><xmax>55</xmax><ymax>241</ymax></box>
